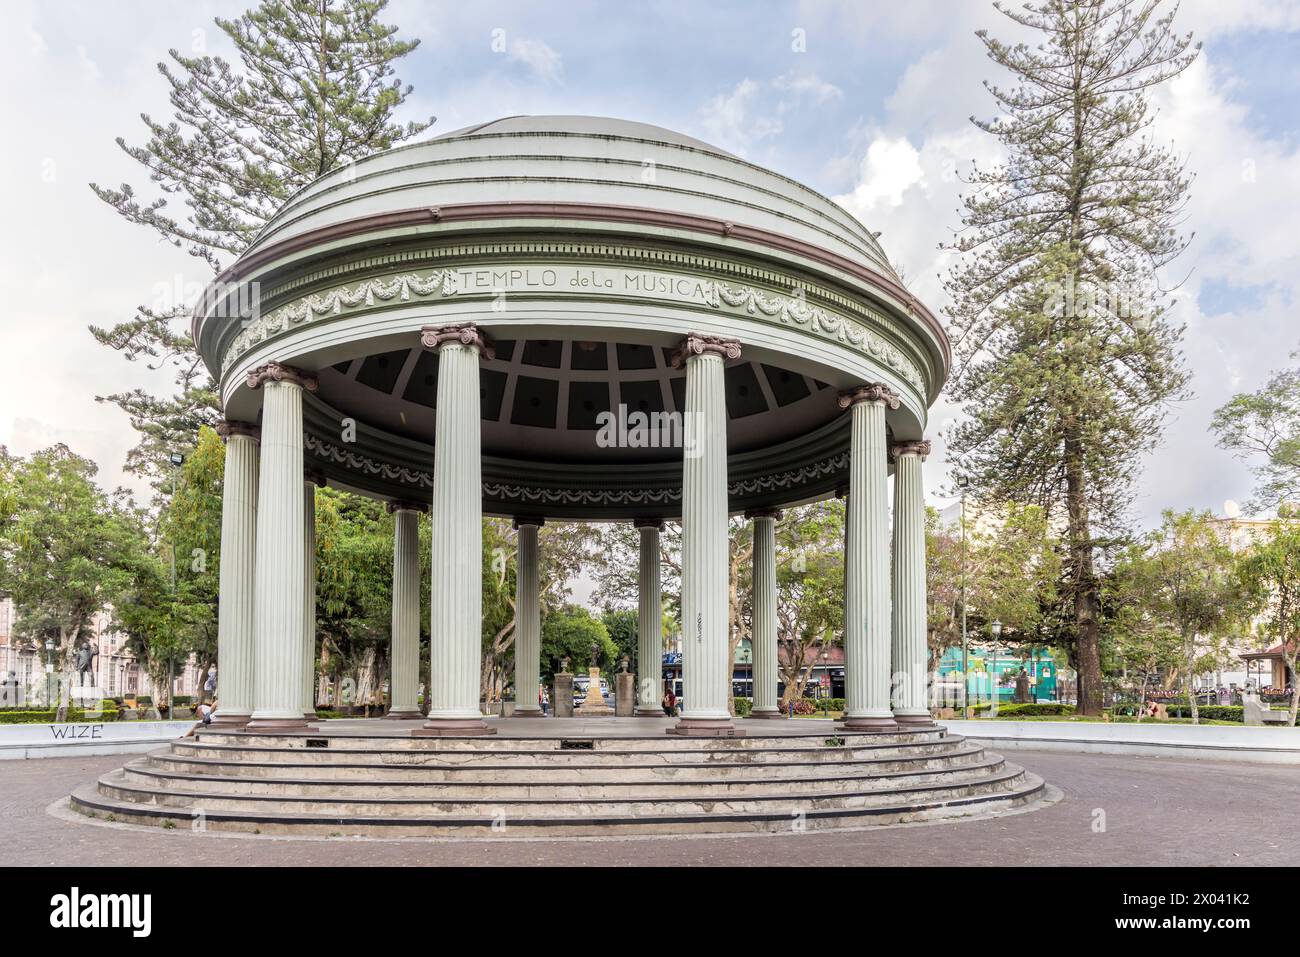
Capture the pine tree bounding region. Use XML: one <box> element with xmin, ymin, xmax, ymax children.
<box><xmin>90</xmin><ymin>0</ymin><xmax>431</xmax><ymax>487</ymax></box>
<box><xmin>943</xmin><ymin>0</ymin><xmax>1199</xmax><ymax>714</ymax></box>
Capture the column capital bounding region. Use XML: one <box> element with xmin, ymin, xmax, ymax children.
<box><xmin>386</xmin><ymin>499</ymin><xmax>429</xmax><ymax>514</ymax></box>
<box><xmin>670</xmin><ymin>333</ymin><xmax>742</xmax><ymax>369</ymax></box>
<box><xmin>246</xmin><ymin>362</ymin><xmax>318</xmax><ymax>392</ymax></box>
<box><xmin>216</xmin><ymin>419</ymin><xmax>259</xmax><ymax>442</ymax></box>
<box><xmin>838</xmin><ymin>383</ymin><xmax>900</xmax><ymax>410</ymax></box>
<box><xmin>744</xmin><ymin>507</ymin><xmax>783</xmax><ymax>521</ymax></box>
<box><xmin>512</xmin><ymin>516</ymin><xmax>545</xmax><ymax>529</ymax></box>
<box><xmin>420</xmin><ymin>322</ymin><xmax>495</xmax><ymax>360</ymax></box>
<box><xmin>633</xmin><ymin>517</ymin><xmax>666</xmax><ymax>531</ymax></box>
<box><xmin>890</xmin><ymin>439</ymin><xmax>932</xmax><ymax>460</ymax></box>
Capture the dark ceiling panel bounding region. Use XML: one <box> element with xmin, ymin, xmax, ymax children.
<box><xmin>669</xmin><ymin>376</ymin><xmax>686</xmax><ymax>413</ymax></box>
<box><xmin>493</xmin><ymin>339</ymin><xmax>516</xmax><ymax>363</ymax></box>
<box><xmin>761</xmin><ymin>363</ymin><xmax>811</xmax><ymax>406</ymax></box>
<box><xmin>616</xmin><ymin>342</ymin><xmax>656</xmax><ymax>370</ymax></box>
<box><xmin>480</xmin><ymin>368</ymin><xmax>507</xmax><ymax>421</ymax></box>
<box><xmin>570</xmin><ymin>341</ymin><xmax>608</xmax><ymax>370</ymax></box>
<box><xmin>355</xmin><ymin>349</ymin><xmax>409</xmax><ymax>394</ymax></box>
<box><xmin>401</xmin><ymin>350</ymin><xmax>439</xmax><ymax>408</ymax></box>
<box><xmin>619</xmin><ymin>379</ymin><xmax>666</xmax><ymax>415</ymax></box>
<box><xmin>510</xmin><ymin>375</ymin><xmax>559</xmax><ymax>428</ymax></box>
<box><xmin>725</xmin><ymin>362</ymin><xmax>768</xmax><ymax>419</ymax></box>
<box><xmin>521</xmin><ymin>339</ymin><xmax>562</xmax><ymax>368</ymax></box>
<box><xmin>567</xmin><ymin>380</ymin><xmax>611</xmax><ymax>430</ymax></box>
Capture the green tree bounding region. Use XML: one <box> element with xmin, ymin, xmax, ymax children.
<box><xmin>1112</xmin><ymin>510</ymin><xmax>1248</xmax><ymax>723</ymax></box>
<box><xmin>601</xmin><ymin>608</ymin><xmax>639</xmax><ymax>672</ymax></box>
<box><xmin>1235</xmin><ymin>521</ymin><xmax>1300</xmax><ymax>725</ymax></box>
<box><xmin>0</xmin><ymin>447</ymin><xmax>155</xmax><ymax>715</ymax></box>
<box><xmin>89</xmin><ymin>0</ymin><xmax>431</xmax><ymax>486</ymax></box>
<box><xmin>1212</xmin><ymin>351</ymin><xmax>1300</xmax><ymax>514</ymax></box>
<box><xmin>968</xmin><ymin>504</ymin><xmax>1061</xmax><ymax>648</ymax></box>
<box><xmin>925</xmin><ymin>508</ymin><xmax>963</xmax><ymax>669</ymax></box>
<box><xmin>775</xmin><ymin>501</ymin><xmax>844</xmax><ymax>707</ymax></box>
<box><xmin>944</xmin><ymin>0</ymin><xmax>1199</xmax><ymax>714</ymax></box>
<box><xmin>541</xmin><ymin>606</ymin><xmax>618</xmax><ymax>681</ymax></box>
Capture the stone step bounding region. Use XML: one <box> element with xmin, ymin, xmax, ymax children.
<box><xmin>70</xmin><ymin>768</ymin><xmax>1046</xmax><ymax>836</ymax></box>
<box><xmin>91</xmin><ymin>763</ymin><xmax>1029</xmax><ymax>819</ymax></box>
<box><xmin>192</xmin><ymin>727</ymin><xmax>949</xmax><ymax>752</ymax></box>
<box><xmin>174</xmin><ymin>734</ymin><xmax>967</xmax><ymax>766</ymax></box>
<box><xmin>120</xmin><ymin>753</ymin><xmax>1004</xmax><ymax>799</ymax></box>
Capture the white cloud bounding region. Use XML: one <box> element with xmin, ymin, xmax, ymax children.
<box><xmin>507</xmin><ymin>37</ymin><xmax>563</xmax><ymax>85</ymax></box>
<box><xmin>699</xmin><ymin>71</ymin><xmax>842</xmax><ymax>154</ymax></box>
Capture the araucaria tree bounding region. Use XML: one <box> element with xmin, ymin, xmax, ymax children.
<box><xmin>944</xmin><ymin>0</ymin><xmax>1199</xmax><ymax>714</ymax></box>
<box><xmin>89</xmin><ymin>0</ymin><xmax>430</xmax><ymax>486</ymax></box>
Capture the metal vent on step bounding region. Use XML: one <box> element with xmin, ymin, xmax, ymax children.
<box><xmin>305</xmin><ymin>738</ymin><xmax>329</xmax><ymax>749</ymax></box>
<box><xmin>560</xmin><ymin>739</ymin><xmax>594</xmax><ymax>750</ymax></box>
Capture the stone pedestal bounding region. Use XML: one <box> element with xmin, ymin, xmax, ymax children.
<box><xmin>615</xmin><ymin>672</ymin><xmax>635</xmax><ymax>717</ymax></box>
<box><xmin>577</xmin><ymin>668</ymin><xmax>613</xmax><ymax>716</ymax></box>
<box><xmin>552</xmin><ymin>673</ymin><xmax>574</xmax><ymax>718</ymax></box>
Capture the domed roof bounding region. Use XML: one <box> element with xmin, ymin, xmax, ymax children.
<box><xmin>434</xmin><ymin>115</ymin><xmax>740</xmax><ymax>158</ymax></box>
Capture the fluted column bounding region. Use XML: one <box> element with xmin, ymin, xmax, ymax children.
<box><xmin>246</xmin><ymin>363</ymin><xmax>316</xmax><ymax>731</ymax></box>
<box><xmin>892</xmin><ymin>441</ymin><xmax>933</xmax><ymax>725</ymax></box>
<box><xmin>670</xmin><ymin>334</ymin><xmax>743</xmax><ymax>736</ymax></box>
<box><xmin>301</xmin><ymin>474</ymin><xmax>321</xmax><ymax>721</ymax></box>
<box><xmin>634</xmin><ymin>519</ymin><xmax>665</xmax><ymax>716</ymax></box>
<box><xmin>512</xmin><ymin>517</ymin><xmax>544</xmax><ymax>717</ymax></box>
<box><xmin>747</xmin><ymin>508</ymin><xmax>784</xmax><ymax>718</ymax></box>
<box><xmin>840</xmin><ymin>384</ymin><xmax>899</xmax><ymax>731</ymax></box>
<box><xmin>416</xmin><ymin>323</ymin><xmax>496</xmax><ymax>736</ymax></box>
<box><xmin>385</xmin><ymin>501</ymin><xmax>424</xmax><ymax>719</ymax></box>
<box><xmin>211</xmin><ymin>421</ymin><xmax>259</xmax><ymax>728</ymax></box>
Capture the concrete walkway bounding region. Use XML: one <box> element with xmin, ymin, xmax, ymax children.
<box><xmin>10</xmin><ymin>749</ymin><xmax>1295</xmax><ymax>865</ymax></box>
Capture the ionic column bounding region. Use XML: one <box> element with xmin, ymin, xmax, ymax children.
<box><xmin>891</xmin><ymin>441</ymin><xmax>934</xmax><ymax>726</ymax></box>
<box><xmin>633</xmin><ymin>519</ymin><xmax>665</xmax><ymax>716</ymax></box>
<box><xmin>512</xmin><ymin>517</ymin><xmax>544</xmax><ymax>717</ymax></box>
<box><xmin>301</xmin><ymin>473</ymin><xmax>323</xmax><ymax>721</ymax></box>
<box><xmin>211</xmin><ymin>421</ymin><xmax>259</xmax><ymax>728</ymax></box>
<box><xmin>669</xmin><ymin>334</ymin><xmax>743</xmax><ymax>737</ymax></box>
<box><xmin>246</xmin><ymin>363</ymin><xmax>317</xmax><ymax>731</ymax></box>
<box><xmin>415</xmin><ymin>323</ymin><xmax>496</xmax><ymax>736</ymax></box>
<box><xmin>746</xmin><ymin>508</ymin><xmax>784</xmax><ymax>718</ymax></box>
<box><xmin>385</xmin><ymin>501</ymin><xmax>425</xmax><ymax>719</ymax></box>
<box><xmin>839</xmin><ymin>384</ymin><xmax>899</xmax><ymax>731</ymax></box>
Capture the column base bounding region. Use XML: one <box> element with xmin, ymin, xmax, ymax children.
<box><xmin>207</xmin><ymin>712</ymin><xmax>251</xmax><ymax>729</ymax></box>
<box><xmin>667</xmin><ymin>717</ymin><xmax>746</xmax><ymax>737</ymax></box>
<box><xmin>839</xmin><ymin>714</ymin><xmax>899</xmax><ymax>732</ymax></box>
<box><xmin>634</xmin><ymin>706</ymin><xmax>666</xmax><ymax>717</ymax></box>
<box><xmin>383</xmin><ymin>709</ymin><xmax>423</xmax><ymax>721</ymax></box>
<box><xmin>244</xmin><ymin>717</ymin><xmax>312</xmax><ymax>732</ymax></box>
<box><xmin>747</xmin><ymin>708</ymin><xmax>788</xmax><ymax>719</ymax></box>
<box><xmin>512</xmin><ymin>707</ymin><xmax>544</xmax><ymax>718</ymax></box>
<box><xmin>412</xmin><ymin>717</ymin><xmax>498</xmax><ymax>737</ymax></box>
<box><xmin>893</xmin><ymin>712</ymin><xmax>937</xmax><ymax>728</ymax></box>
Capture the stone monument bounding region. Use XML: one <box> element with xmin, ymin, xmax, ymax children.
<box><xmin>576</xmin><ymin>642</ymin><xmax>614</xmax><ymax>716</ymax></box>
<box><xmin>552</xmin><ymin>656</ymin><xmax>574</xmax><ymax>718</ymax></box>
<box><xmin>615</xmin><ymin>655</ymin><xmax>635</xmax><ymax>717</ymax></box>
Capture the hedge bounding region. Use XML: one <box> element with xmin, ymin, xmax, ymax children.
<box><xmin>969</xmin><ymin>702</ymin><xmax>1075</xmax><ymax>717</ymax></box>
<box><xmin>733</xmin><ymin>697</ymin><xmax>753</xmax><ymax>717</ymax></box>
<box><xmin>0</xmin><ymin>707</ymin><xmax>121</xmax><ymax>724</ymax></box>
<box><xmin>1163</xmin><ymin>705</ymin><xmax>1247</xmax><ymax>723</ymax></box>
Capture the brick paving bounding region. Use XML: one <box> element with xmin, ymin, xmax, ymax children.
<box><xmin>6</xmin><ymin>750</ymin><xmax>1294</xmax><ymax>866</ymax></box>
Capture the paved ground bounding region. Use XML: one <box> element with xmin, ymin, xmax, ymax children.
<box><xmin>7</xmin><ymin>749</ymin><xmax>1296</xmax><ymax>865</ymax></box>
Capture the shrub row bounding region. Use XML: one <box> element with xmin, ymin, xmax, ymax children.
<box><xmin>0</xmin><ymin>707</ymin><xmax>121</xmax><ymax>724</ymax></box>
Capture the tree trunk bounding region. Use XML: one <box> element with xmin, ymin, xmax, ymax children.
<box><xmin>1065</xmin><ymin>437</ymin><xmax>1103</xmax><ymax>716</ymax></box>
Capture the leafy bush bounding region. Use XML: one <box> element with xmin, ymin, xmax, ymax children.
<box><xmin>978</xmin><ymin>702</ymin><xmax>1075</xmax><ymax>717</ymax></box>
<box><xmin>733</xmin><ymin>697</ymin><xmax>753</xmax><ymax>717</ymax></box>
<box><xmin>0</xmin><ymin>707</ymin><xmax>121</xmax><ymax>724</ymax></box>
<box><xmin>792</xmin><ymin>699</ymin><xmax>818</xmax><ymax>715</ymax></box>
<box><xmin>1163</xmin><ymin>705</ymin><xmax>1245</xmax><ymax>722</ymax></box>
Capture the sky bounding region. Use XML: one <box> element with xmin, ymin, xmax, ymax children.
<box><xmin>1</xmin><ymin>0</ymin><xmax>1299</xmax><ymax>528</ymax></box>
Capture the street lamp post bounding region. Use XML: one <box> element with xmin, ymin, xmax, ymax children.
<box><xmin>957</xmin><ymin>475</ymin><xmax>969</xmax><ymax>715</ymax></box>
<box><xmin>44</xmin><ymin>638</ymin><xmax>55</xmax><ymax>708</ymax></box>
<box><xmin>990</xmin><ymin>619</ymin><xmax>1003</xmax><ymax>712</ymax></box>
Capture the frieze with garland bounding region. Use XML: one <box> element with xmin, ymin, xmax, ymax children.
<box><xmin>224</xmin><ymin>265</ymin><xmax>924</xmax><ymax>390</ymax></box>
<box><xmin>303</xmin><ymin>433</ymin><xmax>849</xmax><ymax>505</ymax></box>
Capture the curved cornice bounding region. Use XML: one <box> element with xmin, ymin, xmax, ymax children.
<box><xmin>194</xmin><ymin>201</ymin><xmax>949</xmax><ymax>374</ymax></box>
